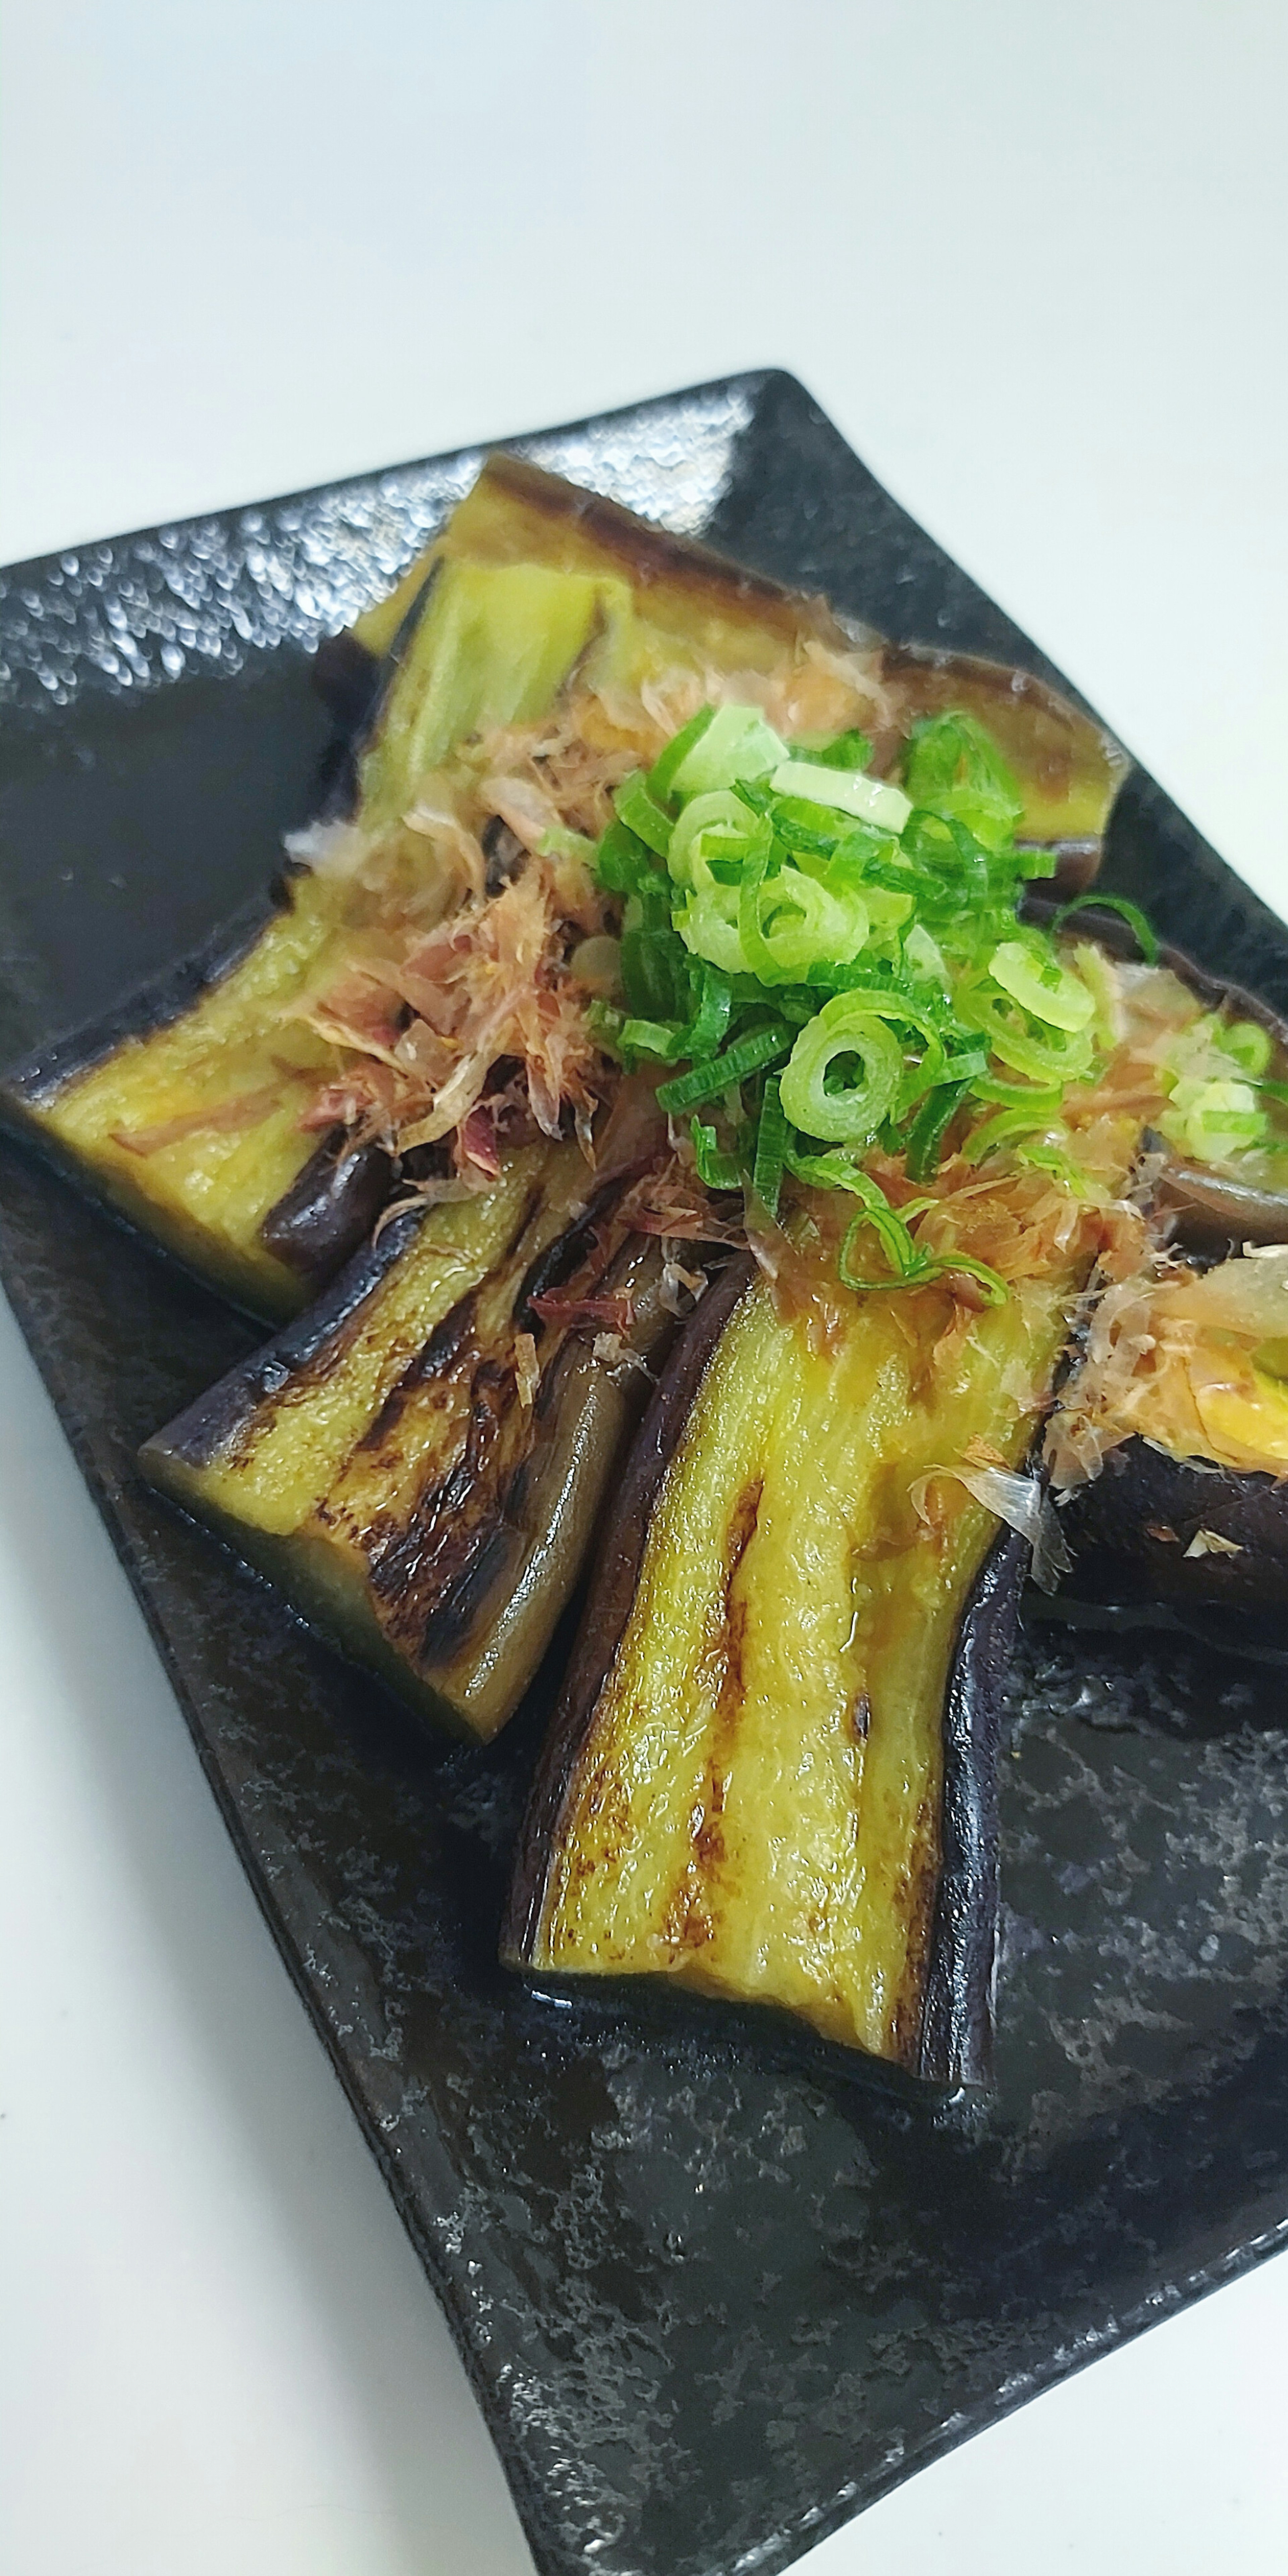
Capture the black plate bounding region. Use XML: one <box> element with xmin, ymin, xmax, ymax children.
<box><xmin>4</xmin><ymin>373</ymin><xmax>1288</xmax><ymax>2576</ymax></box>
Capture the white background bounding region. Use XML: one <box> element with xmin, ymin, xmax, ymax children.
<box><xmin>2</xmin><ymin>4</ymin><xmax>1287</xmax><ymax>2570</ymax></box>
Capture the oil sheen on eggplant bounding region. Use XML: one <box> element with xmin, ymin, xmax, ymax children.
<box><xmin>504</xmin><ymin>1242</ymin><xmax>1080</xmax><ymax>2080</ymax></box>
<box><xmin>140</xmin><ymin>1142</ymin><xmax>675</xmax><ymax>1740</ymax></box>
<box><xmin>1</xmin><ymin>455</ymin><xmax>1127</xmax><ymax>1319</ymax></box>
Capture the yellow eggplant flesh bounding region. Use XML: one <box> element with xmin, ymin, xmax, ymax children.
<box><xmin>3</xmin><ymin>467</ymin><xmax>846</xmax><ymax>1317</ymax></box>
<box><xmin>878</xmin><ymin>644</ymin><xmax>1127</xmax><ymax>849</ymax></box>
<box><xmin>509</xmin><ymin>1257</ymin><xmax>1070</xmax><ymax>2066</ymax></box>
<box><xmin>9</xmin><ymin>544</ymin><xmax>620</xmax><ymax>1318</ymax></box>
<box><xmin>4</xmin><ymin>452</ymin><xmax>1127</xmax><ymax>1318</ymax></box>
<box><xmin>140</xmin><ymin>1143</ymin><xmax>674</xmax><ymax>1740</ymax></box>
<box><xmin>19</xmin><ymin>873</ymin><xmax>347</xmax><ymax>1317</ymax></box>
<box><xmin>365</xmin><ymin>454</ymin><xmax>1129</xmax><ymax>848</ymax></box>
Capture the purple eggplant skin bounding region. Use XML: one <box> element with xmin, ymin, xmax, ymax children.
<box><xmin>1</xmin><ymin>883</ymin><xmax>284</xmax><ymax>1116</ymax></box>
<box><xmin>502</xmin><ymin>1254</ymin><xmax>1022</xmax><ymax>2095</ymax></box>
<box><xmin>6</xmin><ymin>567</ymin><xmax>430</xmax><ymax>1116</ymax></box>
<box><xmin>1060</xmin><ymin>1439</ymin><xmax>1288</xmax><ymax>1612</ymax></box>
<box><xmin>139</xmin><ymin>1161</ymin><xmax>683</xmax><ymax>1743</ymax></box>
<box><xmin>917</xmin><ymin>1524</ymin><xmax>1027</xmax><ymax>2090</ymax></box>
<box><xmin>257</xmin><ymin>1129</ymin><xmax>395</xmax><ymax>1293</ymax></box>
<box><xmin>0</xmin><ymin>578</ymin><xmax>433</xmax><ymax>1312</ymax></box>
<box><xmin>310</xmin><ymin>630</ymin><xmax>381</xmax><ymax>737</ymax></box>
<box><xmin>147</xmin><ymin>1199</ymin><xmax>428</xmax><ymax>1464</ymax></box>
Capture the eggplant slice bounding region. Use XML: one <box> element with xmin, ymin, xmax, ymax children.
<box><xmin>504</xmin><ymin>923</ymin><xmax>1288</xmax><ymax>2078</ymax></box>
<box><xmin>1060</xmin><ymin>1440</ymin><xmax>1288</xmax><ymax>1611</ymax></box>
<box><xmin>141</xmin><ymin>1142</ymin><xmax>679</xmax><ymax>1740</ymax></box>
<box><xmin>2</xmin><ymin>455</ymin><xmax>1127</xmax><ymax>1322</ymax></box>
<box><xmin>503</xmin><ymin>1247</ymin><xmax>1080</xmax><ymax>2086</ymax></box>
<box><xmin>1052</xmin><ymin>1246</ymin><xmax>1288</xmax><ymax>1612</ymax></box>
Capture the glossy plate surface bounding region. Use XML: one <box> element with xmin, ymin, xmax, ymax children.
<box><xmin>4</xmin><ymin>374</ymin><xmax>1288</xmax><ymax>2576</ymax></box>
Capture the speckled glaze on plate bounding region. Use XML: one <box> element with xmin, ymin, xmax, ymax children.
<box><xmin>3</xmin><ymin>374</ymin><xmax>1288</xmax><ymax>2576</ymax></box>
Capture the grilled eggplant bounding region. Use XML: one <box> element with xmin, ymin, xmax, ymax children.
<box><xmin>1052</xmin><ymin>1249</ymin><xmax>1288</xmax><ymax>1610</ymax></box>
<box><xmin>2</xmin><ymin>455</ymin><xmax>1126</xmax><ymax>1320</ymax></box>
<box><xmin>502</xmin><ymin>908</ymin><xmax>1288</xmax><ymax>2072</ymax></box>
<box><xmin>140</xmin><ymin>1141</ymin><xmax>681</xmax><ymax>1739</ymax></box>
<box><xmin>1061</xmin><ymin>1441</ymin><xmax>1288</xmax><ymax>1610</ymax></box>
<box><xmin>503</xmin><ymin>1239</ymin><xmax>1086</xmax><ymax>2084</ymax></box>
<box><xmin>334</xmin><ymin>466</ymin><xmax>1129</xmax><ymax>856</ymax></box>
<box><xmin>0</xmin><ymin>473</ymin><xmax>655</xmax><ymax>1316</ymax></box>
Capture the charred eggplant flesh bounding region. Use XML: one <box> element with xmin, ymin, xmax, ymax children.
<box><xmin>141</xmin><ymin>1141</ymin><xmax>681</xmax><ymax>1739</ymax></box>
<box><xmin>504</xmin><ymin>1192</ymin><xmax>1116</xmax><ymax>2080</ymax></box>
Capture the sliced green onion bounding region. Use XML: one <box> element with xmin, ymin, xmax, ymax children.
<box><xmin>788</xmin><ymin>1150</ymin><xmax>919</xmax><ymax>1259</ymax></box>
<box><xmin>613</xmin><ymin>771</ymin><xmax>675</xmax><ymax>858</ymax></box>
<box><xmin>647</xmin><ymin>705</ymin><xmax>715</xmax><ymax>803</ymax></box>
<box><xmin>959</xmin><ymin>984</ymin><xmax>1096</xmax><ymax>1085</ymax></box>
<box><xmin>1017</xmin><ymin>1140</ymin><xmax>1095</xmax><ymax>1196</ymax></box>
<box><xmin>1052</xmin><ymin>891</ymin><xmax>1160</xmax><ymax>965</ymax></box>
<box><xmin>988</xmin><ymin>938</ymin><xmax>1095</xmax><ymax>1033</ymax></box>
<box><xmin>657</xmin><ymin>1021</ymin><xmax>792</xmax><ymax>1114</ymax></box>
<box><xmin>670</xmin><ymin>703</ymin><xmax>785</xmax><ymax>798</ymax></box>
<box><xmin>1014</xmin><ymin>844</ymin><xmax>1059</xmax><ymax>880</ymax></box>
<box><xmin>904</xmin><ymin>1081</ymin><xmax>971</xmax><ymax>1181</ymax></box>
<box><xmin>922</xmin><ymin>1253</ymin><xmax>1009</xmax><ymax>1306</ymax></box>
<box><xmin>1072</xmin><ymin>938</ymin><xmax>1125</xmax><ymax>1052</ymax></box>
<box><xmin>902</xmin><ymin>712</ymin><xmax>1023</xmax><ymax>853</ymax></box>
<box><xmin>596</xmin><ymin>820</ymin><xmax>661</xmax><ymax>897</ymax></box>
<box><xmin>769</xmin><ymin>758</ymin><xmax>911</xmax><ymax>835</ymax></box>
<box><xmin>682</xmin><ymin>963</ymin><xmax>733</xmax><ymax>1061</ymax></box>
<box><xmin>674</xmin><ymin>886</ymin><xmax>748</xmax><ymax>974</ymax></box>
<box><xmin>739</xmin><ymin>861</ymin><xmax>869</xmax><ymax>987</ymax></box>
<box><xmin>972</xmin><ymin>1072</ymin><xmax>1064</xmax><ymax>1111</ymax></box>
<box><xmin>838</xmin><ymin>1215</ymin><xmax>925</xmax><ymax>1293</ymax></box>
<box><xmin>586</xmin><ymin>698</ymin><xmax>1165</xmax><ymax>1299</ymax></box>
<box><xmin>751</xmin><ymin>1075</ymin><xmax>788</xmax><ymax>1218</ymax></box>
<box><xmin>1160</xmin><ymin>1076</ymin><xmax>1268</xmax><ymax>1163</ymax></box>
<box><xmin>963</xmin><ymin>1105</ymin><xmax>1065</xmax><ymax>1166</ymax></box>
<box><xmin>690</xmin><ymin>1118</ymin><xmax>743</xmax><ymax>1190</ymax></box>
<box><xmin>779</xmin><ymin>995</ymin><xmax>904</xmax><ymax>1145</ymax></box>
<box><xmin>538</xmin><ymin>824</ymin><xmax>598</xmax><ymax>865</ymax></box>
<box><xmin>813</xmin><ymin>728</ymin><xmax>873</xmax><ymax>772</ymax></box>
<box><xmin>620</xmin><ymin>920</ymin><xmax>688</xmax><ymax>1022</ymax></box>
<box><xmin>668</xmin><ymin>788</ymin><xmax>765</xmax><ymax>889</ymax></box>
<box><xmin>618</xmin><ymin>1015</ymin><xmax>688</xmax><ymax>1060</ymax></box>
<box><xmin>1224</xmin><ymin>1018</ymin><xmax>1274</xmax><ymax>1078</ymax></box>
<box><xmin>904</xmin><ymin>920</ymin><xmax>951</xmax><ymax>990</ymax></box>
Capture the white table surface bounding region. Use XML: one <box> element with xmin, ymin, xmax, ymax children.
<box><xmin>3</xmin><ymin>5</ymin><xmax>1287</xmax><ymax>2570</ymax></box>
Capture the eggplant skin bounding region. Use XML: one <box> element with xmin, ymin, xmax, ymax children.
<box><xmin>257</xmin><ymin>1129</ymin><xmax>394</xmax><ymax>1293</ymax></box>
<box><xmin>1060</xmin><ymin>1437</ymin><xmax>1288</xmax><ymax>1611</ymax></box>
<box><xmin>140</xmin><ymin>1145</ymin><xmax>679</xmax><ymax>1742</ymax></box>
<box><xmin>918</xmin><ymin>1524</ymin><xmax>1026</xmax><ymax>2090</ymax></box>
<box><xmin>503</xmin><ymin>1258</ymin><xmax>1051</xmax><ymax>2090</ymax></box>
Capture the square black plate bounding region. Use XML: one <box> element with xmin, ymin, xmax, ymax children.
<box><xmin>4</xmin><ymin>373</ymin><xmax>1288</xmax><ymax>2576</ymax></box>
